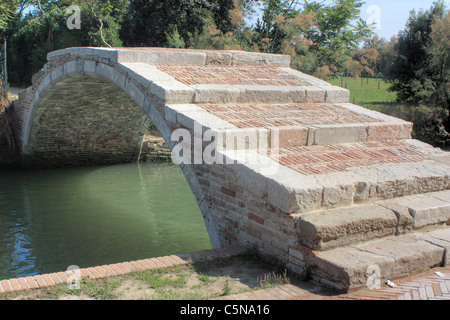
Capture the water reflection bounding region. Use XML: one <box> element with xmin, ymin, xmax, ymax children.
<box><xmin>0</xmin><ymin>162</ymin><xmax>211</xmax><ymax>280</ymax></box>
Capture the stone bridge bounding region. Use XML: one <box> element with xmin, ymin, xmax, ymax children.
<box><xmin>10</xmin><ymin>47</ymin><xmax>450</xmax><ymax>292</ymax></box>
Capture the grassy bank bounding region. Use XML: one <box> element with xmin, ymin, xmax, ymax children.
<box><xmin>330</xmin><ymin>77</ymin><xmax>397</xmax><ymax>105</ymax></box>
<box><xmin>0</xmin><ymin>251</ymin><xmax>309</xmax><ymax>300</ymax></box>
<box><xmin>330</xmin><ymin>77</ymin><xmax>449</xmax><ymax>150</ymax></box>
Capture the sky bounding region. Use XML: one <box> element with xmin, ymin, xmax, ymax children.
<box><xmin>354</xmin><ymin>0</ymin><xmax>449</xmax><ymax>40</ymax></box>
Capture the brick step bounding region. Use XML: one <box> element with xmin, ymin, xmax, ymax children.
<box><xmin>296</xmin><ymin>190</ymin><xmax>450</xmax><ymax>252</ymax></box>
<box><xmin>305</xmin><ymin>228</ymin><xmax>450</xmax><ymax>293</ymax></box>
<box><xmin>121</xmin><ymin>62</ymin><xmax>349</xmax><ymax>105</ymax></box>
<box><xmin>261</xmin><ymin>140</ymin><xmax>450</xmax><ymax>214</ymax></box>
<box><xmin>165</xmin><ymin>102</ymin><xmax>414</xmax><ymax>148</ymax></box>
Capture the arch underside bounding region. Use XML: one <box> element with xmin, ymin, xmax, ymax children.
<box><xmin>27</xmin><ymin>75</ymin><xmax>151</xmax><ymax>168</ymax></box>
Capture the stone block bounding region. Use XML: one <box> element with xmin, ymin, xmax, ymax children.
<box><xmin>297</xmin><ymin>204</ymin><xmax>398</xmax><ymax>251</ymax></box>
<box><xmin>193</xmin><ymin>85</ymin><xmax>242</xmax><ymax>104</ymax></box>
<box><xmin>65</xmin><ymin>60</ymin><xmax>84</xmax><ymax>76</ymax></box>
<box><xmin>421</xmin><ymin>228</ymin><xmax>450</xmax><ymax>266</ymax></box>
<box><xmin>84</xmin><ymin>60</ymin><xmax>97</xmax><ymax>75</ymax></box>
<box><xmin>321</xmin><ymin>183</ymin><xmax>355</xmax><ymax>208</ymax></box>
<box><xmin>95</xmin><ymin>63</ymin><xmax>114</xmax><ymax>82</ymax></box>
<box><xmin>270</xmin><ymin>126</ymin><xmax>309</xmax><ymax>148</ymax></box>
<box><xmin>117</xmin><ymin>50</ymin><xmax>207</xmax><ymax>65</ymax></box>
<box><xmin>267</xmin><ymin>165</ymin><xmax>323</xmax><ymax>214</ymax></box>
<box><xmin>47</xmin><ymin>48</ymin><xmax>70</xmax><ymax>61</ymax></box>
<box><xmin>230</xmin><ymin>51</ymin><xmax>291</xmax><ymax>67</ymax></box>
<box><xmin>205</xmin><ymin>52</ymin><xmax>233</xmax><ymax>66</ymax></box>
<box><xmin>221</xmin><ymin>128</ymin><xmax>270</xmax><ymax>152</ymax></box>
<box><xmin>431</xmin><ymin>190</ymin><xmax>450</xmax><ymax>204</ymax></box>
<box><xmin>304</xmin><ymin>86</ymin><xmax>326</xmax><ymax>103</ymax></box>
<box><xmin>353</xmin><ymin>234</ymin><xmax>445</xmax><ymax>277</ymax></box>
<box><xmin>312</xmin><ymin>124</ymin><xmax>368</xmax><ymax>145</ymax></box>
<box><xmin>236</xmin><ymin>163</ymin><xmax>268</xmax><ymax>199</ymax></box>
<box><xmin>176</xmin><ymin>110</ymin><xmax>236</xmax><ymax>132</ymax></box>
<box><xmin>49</xmin><ymin>65</ymin><xmax>66</xmax><ymax>84</ymax></box>
<box><xmin>366</xmin><ymin>122</ymin><xmax>413</xmax><ymax>142</ymax></box>
<box><xmin>150</xmin><ymin>80</ymin><xmax>195</xmax><ymax>104</ymax></box>
<box><xmin>376</xmin><ymin>200</ymin><xmax>414</xmax><ymax>233</ymax></box>
<box><xmin>120</xmin><ymin>63</ymin><xmax>175</xmax><ymax>87</ymax></box>
<box><xmin>124</xmin><ymin>79</ymin><xmax>146</xmax><ymax>108</ymax></box>
<box><xmin>390</xmin><ymin>194</ymin><xmax>450</xmax><ymax>229</ymax></box>
<box><xmin>323</xmin><ymin>86</ymin><xmax>350</xmax><ymax>103</ymax></box>
<box><xmin>307</xmin><ymin>246</ymin><xmax>395</xmax><ymax>292</ymax></box>
<box><xmin>164</xmin><ymin>104</ymin><xmax>204</xmax><ymax>124</ymax></box>
<box><xmin>237</xmin><ymin>86</ymin><xmax>307</xmax><ymax>104</ymax></box>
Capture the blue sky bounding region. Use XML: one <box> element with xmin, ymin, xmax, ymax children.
<box><xmin>357</xmin><ymin>0</ymin><xmax>449</xmax><ymax>40</ymax></box>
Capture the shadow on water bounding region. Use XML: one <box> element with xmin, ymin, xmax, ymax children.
<box><xmin>0</xmin><ymin>162</ymin><xmax>212</xmax><ymax>280</ymax></box>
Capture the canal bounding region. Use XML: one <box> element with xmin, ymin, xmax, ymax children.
<box><xmin>0</xmin><ymin>162</ymin><xmax>212</xmax><ymax>280</ymax></box>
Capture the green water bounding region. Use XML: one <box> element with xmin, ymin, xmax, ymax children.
<box><xmin>0</xmin><ymin>162</ymin><xmax>212</xmax><ymax>280</ymax></box>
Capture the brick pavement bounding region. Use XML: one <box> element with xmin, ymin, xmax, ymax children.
<box><xmin>1</xmin><ymin>245</ymin><xmax>449</xmax><ymax>300</ymax></box>
<box><xmin>212</xmin><ymin>266</ymin><xmax>450</xmax><ymax>301</ymax></box>
<box><xmin>200</xmin><ymin>103</ymin><xmax>381</xmax><ymax>128</ymax></box>
<box><xmin>157</xmin><ymin>65</ymin><xmax>310</xmax><ymax>87</ymax></box>
<box><xmin>271</xmin><ymin>140</ymin><xmax>428</xmax><ymax>176</ymax></box>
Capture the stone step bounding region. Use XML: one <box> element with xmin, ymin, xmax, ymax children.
<box><xmin>263</xmin><ymin>140</ymin><xmax>450</xmax><ymax>215</ymax></box>
<box><xmin>121</xmin><ymin>62</ymin><xmax>350</xmax><ymax>105</ymax></box>
<box><xmin>305</xmin><ymin>228</ymin><xmax>450</xmax><ymax>292</ymax></box>
<box><xmin>296</xmin><ymin>190</ymin><xmax>450</xmax><ymax>252</ymax></box>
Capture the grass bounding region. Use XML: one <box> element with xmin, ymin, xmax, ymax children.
<box><xmin>0</xmin><ymin>253</ymin><xmax>302</xmax><ymax>300</ymax></box>
<box><xmin>330</xmin><ymin>76</ymin><xmax>397</xmax><ymax>105</ymax></box>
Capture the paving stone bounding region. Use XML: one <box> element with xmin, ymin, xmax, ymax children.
<box><xmin>308</xmin><ymin>233</ymin><xmax>447</xmax><ymax>292</ymax></box>
<box><xmin>297</xmin><ymin>204</ymin><xmax>399</xmax><ymax>251</ymax></box>
<box><xmin>389</xmin><ymin>194</ymin><xmax>450</xmax><ymax>229</ymax></box>
<box><xmin>354</xmin><ymin>234</ymin><xmax>445</xmax><ymax>278</ymax></box>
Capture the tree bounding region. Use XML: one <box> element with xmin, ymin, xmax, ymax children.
<box><xmin>120</xmin><ymin>0</ymin><xmax>238</xmax><ymax>48</ymax></box>
<box><xmin>301</xmin><ymin>0</ymin><xmax>373</xmax><ymax>77</ymax></box>
<box><xmin>413</xmin><ymin>10</ymin><xmax>450</xmax><ymax>131</ymax></box>
<box><xmin>6</xmin><ymin>0</ymin><xmax>128</xmax><ymax>86</ymax></box>
<box><xmin>384</xmin><ymin>1</ymin><xmax>446</xmax><ymax>102</ymax></box>
<box><xmin>0</xmin><ymin>0</ymin><xmax>18</xmax><ymax>32</ymax></box>
<box><xmin>252</xmin><ymin>0</ymin><xmax>373</xmax><ymax>78</ymax></box>
<box><xmin>345</xmin><ymin>47</ymin><xmax>379</xmax><ymax>79</ymax></box>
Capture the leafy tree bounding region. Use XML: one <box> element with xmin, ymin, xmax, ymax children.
<box><xmin>384</xmin><ymin>1</ymin><xmax>446</xmax><ymax>102</ymax></box>
<box><xmin>7</xmin><ymin>0</ymin><xmax>128</xmax><ymax>86</ymax></box>
<box><xmin>252</xmin><ymin>0</ymin><xmax>373</xmax><ymax>78</ymax></box>
<box><xmin>120</xmin><ymin>0</ymin><xmax>238</xmax><ymax>48</ymax></box>
<box><xmin>345</xmin><ymin>47</ymin><xmax>379</xmax><ymax>78</ymax></box>
<box><xmin>301</xmin><ymin>0</ymin><xmax>373</xmax><ymax>77</ymax></box>
<box><xmin>184</xmin><ymin>0</ymin><xmax>258</xmax><ymax>51</ymax></box>
<box><xmin>413</xmin><ymin>10</ymin><xmax>450</xmax><ymax>131</ymax></box>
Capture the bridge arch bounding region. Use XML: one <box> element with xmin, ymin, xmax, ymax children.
<box><xmin>10</xmin><ymin>48</ymin><xmax>450</xmax><ymax>292</ymax></box>
<box><xmin>14</xmin><ymin>49</ymin><xmax>226</xmax><ymax>248</ymax></box>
